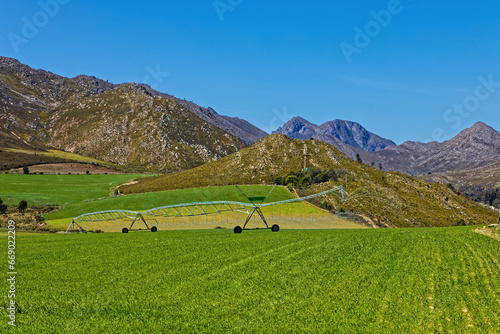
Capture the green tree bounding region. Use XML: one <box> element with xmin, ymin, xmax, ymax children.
<box><xmin>23</xmin><ymin>165</ymin><xmax>30</xmax><ymax>175</ymax></box>
<box><xmin>356</xmin><ymin>154</ymin><xmax>363</xmax><ymax>164</ymax></box>
<box><xmin>0</xmin><ymin>197</ymin><xmax>7</xmax><ymax>214</ymax></box>
<box><xmin>285</xmin><ymin>175</ymin><xmax>299</xmax><ymax>187</ymax></box>
<box><xmin>18</xmin><ymin>200</ymin><xmax>27</xmax><ymax>213</ymax></box>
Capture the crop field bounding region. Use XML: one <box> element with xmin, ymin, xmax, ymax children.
<box><xmin>2</xmin><ymin>226</ymin><xmax>499</xmax><ymax>333</ymax></box>
<box><xmin>0</xmin><ymin>175</ymin><xmax>351</xmax><ymax>231</ymax></box>
<box><xmin>45</xmin><ymin>185</ymin><xmax>295</xmax><ymax>219</ymax></box>
<box><xmin>0</xmin><ymin>174</ymin><xmax>145</xmax><ymax>205</ymax></box>
<box><xmin>44</xmin><ymin>185</ymin><xmax>347</xmax><ymax>230</ymax></box>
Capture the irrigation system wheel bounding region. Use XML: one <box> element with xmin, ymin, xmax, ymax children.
<box><xmin>122</xmin><ymin>227</ymin><xmax>129</xmax><ymax>233</ymax></box>
<box><xmin>234</xmin><ymin>226</ymin><xmax>243</xmax><ymax>234</ymax></box>
<box><xmin>151</xmin><ymin>226</ymin><xmax>157</xmax><ymax>232</ymax></box>
<box><xmin>271</xmin><ymin>224</ymin><xmax>280</xmax><ymax>232</ymax></box>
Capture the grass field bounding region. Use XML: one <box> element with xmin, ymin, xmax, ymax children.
<box><xmin>0</xmin><ymin>174</ymin><xmax>144</xmax><ymax>205</ymax></box>
<box><xmin>0</xmin><ymin>175</ymin><xmax>350</xmax><ymax>231</ymax></box>
<box><xmin>45</xmin><ymin>185</ymin><xmax>293</xmax><ymax>217</ymax></box>
<box><xmin>44</xmin><ymin>185</ymin><xmax>338</xmax><ymax>229</ymax></box>
<box><xmin>2</xmin><ymin>226</ymin><xmax>499</xmax><ymax>333</ymax></box>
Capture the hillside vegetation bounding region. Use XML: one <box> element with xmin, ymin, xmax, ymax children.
<box><xmin>121</xmin><ymin>134</ymin><xmax>497</xmax><ymax>228</ymax></box>
<box><xmin>48</xmin><ymin>84</ymin><xmax>245</xmax><ymax>172</ymax></box>
<box><xmin>0</xmin><ymin>148</ymin><xmax>122</xmax><ymax>171</ymax></box>
<box><xmin>421</xmin><ymin>161</ymin><xmax>500</xmax><ymax>210</ymax></box>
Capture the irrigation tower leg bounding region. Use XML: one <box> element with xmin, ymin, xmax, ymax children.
<box><xmin>242</xmin><ymin>207</ymin><xmax>270</xmax><ymax>229</ymax></box>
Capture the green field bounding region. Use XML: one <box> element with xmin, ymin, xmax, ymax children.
<box><xmin>0</xmin><ymin>174</ymin><xmax>144</xmax><ymax>205</ymax></box>
<box><xmin>44</xmin><ymin>185</ymin><xmax>311</xmax><ymax>221</ymax></box>
<box><xmin>0</xmin><ymin>174</ymin><xmax>343</xmax><ymax>230</ymax></box>
<box><xmin>2</xmin><ymin>226</ymin><xmax>499</xmax><ymax>333</ymax></box>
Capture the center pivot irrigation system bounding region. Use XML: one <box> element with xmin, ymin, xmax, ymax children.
<box><xmin>66</xmin><ymin>185</ymin><xmax>344</xmax><ymax>234</ymax></box>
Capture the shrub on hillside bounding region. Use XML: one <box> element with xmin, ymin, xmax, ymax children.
<box><xmin>452</xmin><ymin>219</ymin><xmax>470</xmax><ymax>226</ymax></box>
<box><xmin>271</xmin><ymin>167</ymin><xmax>339</xmax><ymax>189</ymax></box>
<box><xmin>0</xmin><ymin>197</ymin><xmax>7</xmax><ymax>214</ymax></box>
<box><xmin>493</xmin><ymin>198</ymin><xmax>500</xmax><ymax>209</ymax></box>
<box><xmin>18</xmin><ymin>200</ymin><xmax>28</xmax><ymax>213</ymax></box>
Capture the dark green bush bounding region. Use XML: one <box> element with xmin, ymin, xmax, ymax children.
<box><xmin>271</xmin><ymin>168</ymin><xmax>340</xmax><ymax>189</ymax></box>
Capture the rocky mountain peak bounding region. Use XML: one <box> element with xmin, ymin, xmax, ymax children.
<box><xmin>273</xmin><ymin>117</ymin><xmax>318</xmax><ymax>140</ymax></box>
<box><xmin>274</xmin><ymin>117</ymin><xmax>395</xmax><ymax>152</ymax></box>
<box><xmin>356</xmin><ymin>122</ymin><xmax>500</xmax><ymax>176</ymax></box>
<box><xmin>451</xmin><ymin>121</ymin><xmax>500</xmax><ymax>143</ymax></box>
<box><xmin>317</xmin><ymin>119</ymin><xmax>395</xmax><ymax>152</ymax></box>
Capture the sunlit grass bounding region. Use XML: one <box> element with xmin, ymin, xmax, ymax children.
<box><xmin>3</xmin><ymin>226</ymin><xmax>499</xmax><ymax>333</ymax></box>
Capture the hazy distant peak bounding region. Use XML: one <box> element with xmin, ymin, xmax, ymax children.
<box><xmin>274</xmin><ymin>116</ymin><xmax>395</xmax><ymax>152</ymax></box>
<box><xmin>273</xmin><ymin>117</ymin><xmax>318</xmax><ymax>140</ymax></box>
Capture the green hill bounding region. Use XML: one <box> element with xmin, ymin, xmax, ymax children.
<box><xmin>120</xmin><ymin>134</ymin><xmax>497</xmax><ymax>228</ymax></box>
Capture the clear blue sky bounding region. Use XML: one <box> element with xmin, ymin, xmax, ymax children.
<box><xmin>1</xmin><ymin>0</ymin><xmax>500</xmax><ymax>144</ymax></box>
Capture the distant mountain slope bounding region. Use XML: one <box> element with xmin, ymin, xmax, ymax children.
<box><xmin>132</xmin><ymin>84</ymin><xmax>267</xmax><ymax>145</ymax></box>
<box><xmin>421</xmin><ymin>160</ymin><xmax>500</xmax><ymax>190</ymax></box>
<box><xmin>419</xmin><ymin>160</ymin><xmax>500</xmax><ymax>209</ymax></box>
<box><xmin>0</xmin><ymin>57</ymin><xmax>115</xmax><ymax>149</ymax></box>
<box><xmin>360</xmin><ymin>122</ymin><xmax>500</xmax><ymax>175</ymax></box>
<box><xmin>317</xmin><ymin>119</ymin><xmax>395</xmax><ymax>151</ymax></box>
<box><xmin>0</xmin><ymin>56</ymin><xmax>264</xmax><ymax>171</ymax></box>
<box><xmin>120</xmin><ymin>134</ymin><xmax>496</xmax><ymax>228</ymax></box>
<box><xmin>220</xmin><ymin>115</ymin><xmax>268</xmax><ymax>144</ymax></box>
<box><xmin>48</xmin><ymin>84</ymin><xmax>245</xmax><ymax>171</ymax></box>
<box><xmin>274</xmin><ymin>117</ymin><xmax>395</xmax><ymax>152</ymax></box>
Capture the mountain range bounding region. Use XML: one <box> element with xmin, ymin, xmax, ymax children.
<box><xmin>358</xmin><ymin>121</ymin><xmax>500</xmax><ymax>176</ymax></box>
<box><xmin>1</xmin><ymin>57</ymin><xmax>499</xmax><ymax>223</ymax></box>
<box><xmin>1</xmin><ymin>57</ymin><xmax>500</xmax><ymax>208</ymax></box>
<box><xmin>0</xmin><ymin>56</ymin><xmax>266</xmax><ymax>171</ymax></box>
<box><xmin>273</xmin><ymin>116</ymin><xmax>395</xmax><ymax>154</ymax></box>
<box><xmin>276</xmin><ymin>116</ymin><xmax>500</xmax><ymax>176</ymax></box>
<box><xmin>276</xmin><ymin>117</ymin><xmax>500</xmax><ymax>208</ymax></box>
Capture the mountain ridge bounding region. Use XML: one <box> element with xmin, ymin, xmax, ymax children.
<box><xmin>274</xmin><ymin>116</ymin><xmax>395</xmax><ymax>152</ymax></box>
<box><xmin>358</xmin><ymin>121</ymin><xmax>500</xmax><ymax>175</ymax></box>
<box><xmin>0</xmin><ymin>56</ymin><xmax>265</xmax><ymax>171</ymax></box>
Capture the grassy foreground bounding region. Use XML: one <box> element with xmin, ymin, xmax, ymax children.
<box><xmin>2</xmin><ymin>227</ymin><xmax>499</xmax><ymax>333</ymax></box>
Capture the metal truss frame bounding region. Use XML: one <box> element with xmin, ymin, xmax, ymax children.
<box><xmin>66</xmin><ymin>185</ymin><xmax>344</xmax><ymax>234</ymax></box>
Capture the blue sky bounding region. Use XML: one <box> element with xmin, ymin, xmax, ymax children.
<box><xmin>1</xmin><ymin>0</ymin><xmax>500</xmax><ymax>144</ymax></box>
